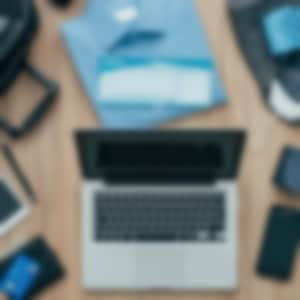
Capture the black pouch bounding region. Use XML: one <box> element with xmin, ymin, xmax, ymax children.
<box><xmin>0</xmin><ymin>237</ymin><xmax>65</xmax><ymax>300</ymax></box>
<box><xmin>0</xmin><ymin>0</ymin><xmax>58</xmax><ymax>139</ymax></box>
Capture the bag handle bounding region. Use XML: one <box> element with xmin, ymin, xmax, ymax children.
<box><xmin>0</xmin><ymin>63</ymin><xmax>59</xmax><ymax>139</ymax></box>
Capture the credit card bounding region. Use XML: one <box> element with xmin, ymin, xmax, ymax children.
<box><xmin>0</xmin><ymin>255</ymin><xmax>40</xmax><ymax>300</ymax></box>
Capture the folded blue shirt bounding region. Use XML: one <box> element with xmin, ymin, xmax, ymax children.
<box><xmin>61</xmin><ymin>0</ymin><xmax>227</xmax><ymax>128</ymax></box>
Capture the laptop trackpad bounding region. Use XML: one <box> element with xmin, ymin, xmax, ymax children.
<box><xmin>134</xmin><ymin>246</ymin><xmax>185</xmax><ymax>288</ymax></box>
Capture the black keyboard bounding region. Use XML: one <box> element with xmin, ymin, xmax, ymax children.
<box><xmin>94</xmin><ymin>190</ymin><xmax>225</xmax><ymax>242</ymax></box>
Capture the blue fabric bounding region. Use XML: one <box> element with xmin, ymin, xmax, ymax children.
<box><xmin>61</xmin><ymin>0</ymin><xmax>227</xmax><ymax>128</ymax></box>
<box><xmin>263</xmin><ymin>5</ymin><xmax>300</xmax><ymax>56</ymax></box>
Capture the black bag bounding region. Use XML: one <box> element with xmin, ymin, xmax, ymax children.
<box><xmin>228</xmin><ymin>0</ymin><xmax>300</xmax><ymax>125</ymax></box>
<box><xmin>0</xmin><ymin>0</ymin><xmax>58</xmax><ymax>139</ymax></box>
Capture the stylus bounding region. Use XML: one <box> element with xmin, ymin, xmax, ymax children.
<box><xmin>1</xmin><ymin>145</ymin><xmax>37</xmax><ymax>203</ymax></box>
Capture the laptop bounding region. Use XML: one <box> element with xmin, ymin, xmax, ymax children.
<box><xmin>75</xmin><ymin>130</ymin><xmax>246</xmax><ymax>291</ymax></box>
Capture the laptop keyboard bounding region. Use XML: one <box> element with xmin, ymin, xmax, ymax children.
<box><xmin>94</xmin><ymin>190</ymin><xmax>226</xmax><ymax>242</ymax></box>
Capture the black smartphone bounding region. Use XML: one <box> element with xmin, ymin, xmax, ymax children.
<box><xmin>256</xmin><ymin>205</ymin><xmax>300</xmax><ymax>280</ymax></box>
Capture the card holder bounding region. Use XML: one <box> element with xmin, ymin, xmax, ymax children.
<box><xmin>0</xmin><ymin>237</ymin><xmax>65</xmax><ymax>300</ymax></box>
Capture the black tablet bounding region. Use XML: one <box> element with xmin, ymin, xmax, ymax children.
<box><xmin>0</xmin><ymin>178</ymin><xmax>29</xmax><ymax>236</ymax></box>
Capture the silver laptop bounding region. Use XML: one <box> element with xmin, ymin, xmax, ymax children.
<box><xmin>75</xmin><ymin>130</ymin><xmax>246</xmax><ymax>291</ymax></box>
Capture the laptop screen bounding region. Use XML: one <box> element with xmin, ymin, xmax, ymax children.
<box><xmin>75</xmin><ymin>130</ymin><xmax>246</xmax><ymax>181</ymax></box>
<box><xmin>98</xmin><ymin>142</ymin><xmax>223</xmax><ymax>169</ymax></box>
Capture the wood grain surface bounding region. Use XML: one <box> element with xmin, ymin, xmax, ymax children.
<box><xmin>1</xmin><ymin>0</ymin><xmax>300</xmax><ymax>299</ymax></box>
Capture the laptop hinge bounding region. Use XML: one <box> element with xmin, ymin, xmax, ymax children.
<box><xmin>103</xmin><ymin>171</ymin><xmax>217</xmax><ymax>185</ymax></box>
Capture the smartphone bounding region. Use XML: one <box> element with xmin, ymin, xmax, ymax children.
<box><xmin>256</xmin><ymin>205</ymin><xmax>300</xmax><ymax>280</ymax></box>
<box><xmin>0</xmin><ymin>178</ymin><xmax>30</xmax><ymax>236</ymax></box>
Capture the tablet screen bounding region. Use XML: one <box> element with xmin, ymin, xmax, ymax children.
<box><xmin>0</xmin><ymin>181</ymin><xmax>22</xmax><ymax>223</ymax></box>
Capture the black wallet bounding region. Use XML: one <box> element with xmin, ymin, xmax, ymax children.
<box><xmin>0</xmin><ymin>237</ymin><xmax>65</xmax><ymax>300</ymax></box>
<box><xmin>0</xmin><ymin>0</ymin><xmax>58</xmax><ymax>139</ymax></box>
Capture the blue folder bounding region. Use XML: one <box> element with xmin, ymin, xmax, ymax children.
<box><xmin>61</xmin><ymin>0</ymin><xmax>227</xmax><ymax>128</ymax></box>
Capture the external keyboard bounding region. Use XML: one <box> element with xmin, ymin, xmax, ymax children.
<box><xmin>94</xmin><ymin>190</ymin><xmax>225</xmax><ymax>242</ymax></box>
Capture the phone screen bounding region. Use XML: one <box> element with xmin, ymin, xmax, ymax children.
<box><xmin>256</xmin><ymin>205</ymin><xmax>300</xmax><ymax>280</ymax></box>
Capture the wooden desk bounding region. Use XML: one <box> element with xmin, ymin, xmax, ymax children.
<box><xmin>1</xmin><ymin>0</ymin><xmax>300</xmax><ymax>299</ymax></box>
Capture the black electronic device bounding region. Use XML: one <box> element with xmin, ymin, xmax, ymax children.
<box><xmin>75</xmin><ymin>129</ymin><xmax>246</xmax><ymax>183</ymax></box>
<box><xmin>0</xmin><ymin>179</ymin><xmax>29</xmax><ymax>236</ymax></box>
<box><xmin>274</xmin><ymin>146</ymin><xmax>300</xmax><ymax>196</ymax></box>
<box><xmin>256</xmin><ymin>205</ymin><xmax>300</xmax><ymax>281</ymax></box>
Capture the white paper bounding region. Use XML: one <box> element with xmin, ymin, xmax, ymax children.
<box><xmin>98</xmin><ymin>63</ymin><xmax>212</xmax><ymax>106</ymax></box>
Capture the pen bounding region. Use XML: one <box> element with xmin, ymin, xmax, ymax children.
<box><xmin>1</xmin><ymin>144</ymin><xmax>37</xmax><ymax>203</ymax></box>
